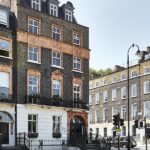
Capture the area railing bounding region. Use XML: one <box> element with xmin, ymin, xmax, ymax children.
<box><xmin>25</xmin><ymin>95</ymin><xmax>89</xmax><ymax>110</ymax></box>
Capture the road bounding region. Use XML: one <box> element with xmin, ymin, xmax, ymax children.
<box><xmin>111</xmin><ymin>146</ymin><xmax>146</xmax><ymax>150</ymax></box>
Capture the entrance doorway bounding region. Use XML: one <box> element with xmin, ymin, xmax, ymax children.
<box><xmin>0</xmin><ymin>111</ymin><xmax>14</xmax><ymax>145</ymax></box>
<box><xmin>0</xmin><ymin>123</ymin><xmax>9</xmax><ymax>144</ymax></box>
<box><xmin>70</xmin><ymin>117</ymin><xmax>87</xmax><ymax>144</ymax></box>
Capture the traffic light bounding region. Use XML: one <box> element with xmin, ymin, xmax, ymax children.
<box><xmin>134</xmin><ymin>120</ymin><xmax>138</xmax><ymax>128</ymax></box>
<box><xmin>139</xmin><ymin>121</ymin><xmax>144</xmax><ymax>128</ymax></box>
<box><xmin>120</xmin><ymin>119</ymin><xmax>124</xmax><ymax>126</ymax></box>
<box><xmin>113</xmin><ymin>114</ymin><xmax>119</xmax><ymax>126</ymax></box>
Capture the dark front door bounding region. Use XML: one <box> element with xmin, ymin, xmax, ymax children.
<box><xmin>0</xmin><ymin>122</ymin><xmax>9</xmax><ymax>144</ymax></box>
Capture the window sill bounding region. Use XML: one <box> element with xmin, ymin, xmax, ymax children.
<box><xmin>144</xmin><ymin>92</ymin><xmax>150</xmax><ymax>95</ymax></box>
<box><xmin>131</xmin><ymin>96</ymin><xmax>137</xmax><ymax>98</ymax></box>
<box><xmin>27</xmin><ymin>60</ymin><xmax>41</xmax><ymax>64</ymax></box>
<box><xmin>0</xmin><ymin>56</ymin><xmax>12</xmax><ymax>59</ymax></box>
<box><xmin>112</xmin><ymin>100</ymin><xmax>117</xmax><ymax>102</ymax></box>
<box><xmin>51</xmin><ymin>65</ymin><xmax>64</xmax><ymax>69</ymax></box>
<box><xmin>103</xmin><ymin>101</ymin><xmax>108</xmax><ymax>104</ymax></box>
<box><xmin>72</xmin><ymin>70</ymin><xmax>83</xmax><ymax>73</ymax></box>
<box><xmin>28</xmin><ymin>31</ymin><xmax>39</xmax><ymax>36</ymax></box>
<box><xmin>121</xmin><ymin>98</ymin><xmax>127</xmax><ymax>100</ymax></box>
<box><xmin>144</xmin><ymin>73</ymin><xmax>150</xmax><ymax>75</ymax></box>
<box><xmin>73</xmin><ymin>43</ymin><xmax>81</xmax><ymax>47</ymax></box>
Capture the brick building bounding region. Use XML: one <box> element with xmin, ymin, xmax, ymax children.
<box><xmin>89</xmin><ymin>48</ymin><xmax>150</xmax><ymax>143</ymax></box>
<box><xmin>0</xmin><ymin>0</ymin><xmax>90</xmax><ymax>147</ymax></box>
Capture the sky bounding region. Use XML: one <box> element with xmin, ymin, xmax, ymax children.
<box><xmin>60</xmin><ymin>0</ymin><xmax>150</xmax><ymax>69</ymax></box>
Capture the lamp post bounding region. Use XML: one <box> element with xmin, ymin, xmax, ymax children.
<box><xmin>127</xmin><ymin>44</ymin><xmax>140</xmax><ymax>150</ymax></box>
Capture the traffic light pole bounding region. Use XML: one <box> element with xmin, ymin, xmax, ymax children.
<box><xmin>118</xmin><ymin>113</ymin><xmax>120</xmax><ymax>150</ymax></box>
<box><xmin>145</xmin><ymin>117</ymin><xmax>147</xmax><ymax>150</ymax></box>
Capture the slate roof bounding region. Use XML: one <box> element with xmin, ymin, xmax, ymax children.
<box><xmin>20</xmin><ymin>0</ymin><xmax>77</xmax><ymax>24</ymax></box>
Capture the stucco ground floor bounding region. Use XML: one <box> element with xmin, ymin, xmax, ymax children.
<box><xmin>89</xmin><ymin>120</ymin><xmax>150</xmax><ymax>144</ymax></box>
<box><xmin>0</xmin><ymin>103</ymin><xmax>88</xmax><ymax>147</ymax></box>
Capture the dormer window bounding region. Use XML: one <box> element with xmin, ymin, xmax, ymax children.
<box><xmin>0</xmin><ymin>9</ymin><xmax>8</xmax><ymax>27</ymax></box>
<box><xmin>31</xmin><ymin>0</ymin><xmax>41</xmax><ymax>11</ymax></box>
<box><xmin>65</xmin><ymin>10</ymin><xmax>72</xmax><ymax>22</ymax></box>
<box><xmin>50</xmin><ymin>4</ymin><xmax>58</xmax><ymax>17</ymax></box>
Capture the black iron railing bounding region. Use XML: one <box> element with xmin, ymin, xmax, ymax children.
<box><xmin>25</xmin><ymin>95</ymin><xmax>89</xmax><ymax>110</ymax></box>
<box><xmin>0</xmin><ymin>94</ymin><xmax>14</xmax><ymax>103</ymax></box>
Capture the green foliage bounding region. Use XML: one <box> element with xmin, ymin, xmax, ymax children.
<box><xmin>89</xmin><ymin>67</ymin><xmax>113</xmax><ymax>79</ymax></box>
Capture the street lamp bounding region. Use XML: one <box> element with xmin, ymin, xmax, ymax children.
<box><xmin>127</xmin><ymin>44</ymin><xmax>140</xmax><ymax>150</ymax></box>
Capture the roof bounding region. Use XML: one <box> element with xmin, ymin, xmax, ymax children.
<box><xmin>20</xmin><ymin>0</ymin><xmax>77</xmax><ymax>24</ymax></box>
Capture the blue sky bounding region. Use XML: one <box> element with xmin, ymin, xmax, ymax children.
<box><xmin>60</xmin><ymin>0</ymin><xmax>150</xmax><ymax>69</ymax></box>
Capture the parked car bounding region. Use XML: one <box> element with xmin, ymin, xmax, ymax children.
<box><xmin>111</xmin><ymin>136</ymin><xmax>137</xmax><ymax>148</ymax></box>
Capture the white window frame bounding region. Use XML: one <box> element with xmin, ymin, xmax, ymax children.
<box><xmin>28</xmin><ymin>114</ymin><xmax>38</xmax><ymax>133</ymax></box>
<box><xmin>95</xmin><ymin>81</ymin><xmax>100</xmax><ymax>87</ymax></box>
<box><xmin>28</xmin><ymin>75</ymin><xmax>39</xmax><ymax>95</ymax></box>
<box><xmin>73</xmin><ymin>33</ymin><xmax>81</xmax><ymax>46</ymax></box>
<box><xmin>0</xmin><ymin>72</ymin><xmax>9</xmax><ymax>99</ymax></box>
<box><xmin>73</xmin><ymin>84</ymin><xmax>81</xmax><ymax>100</ymax></box>
<box><xmin>144</xmin><ymin>81</ymin><xmax>150</xmax><ymax>94</ymax></box>
<box><xmin>122</xmin><ymin>126</ymin><xmax>126</xmax><ymax>137</ymax></box>
<box><xmin>112</xmin><ymin>76</ymin><xmax>116</xmax><ymax>83</ymax></box>
<box><xmin>131</xmin><ymin>84</ymin><xmax>137</xmax><ymax>97</ymax></box>
<box><xmin>0</xmin><ymin>9</ymin><xmax>8</xmax><ymax>26</ymax></box>
<box><xmin>112</xmin><ymin>89</ymin><xmax>116</xmax><ymax>101</ymax></box>
<box><xmin>95</xmin><ymin>93</ymin><xmax>100</xmax><ymax>104</ymax></box>
<box><xmin>89</xmin><ymin>95</ymin><xmax>92</xmax><ymax>105</ymax></box>
<box><xmin>52</xmin><ymin>51</ymin><xmax>61</xmax><ymax>67</ymax></box>
<box><xmin>89</xmin><ymin>110</ymin><xmax>93</xmax><ymax>124</ymax></box>
<box><xmin>95</xmin><ymin>109</ymin><xmax>100</xmax><ymax>123</ymax></box>
<box><xmin>52</xmin><ymin>80</ymin><xmax>61</xmax><ymax>97</ymax></box>
<box><xmin>104</xmin><ymin>127</ymin><xmax>107</xmax><ymax>137</ymax></box>
<box><xmin>121</xmin><ymin>105</ymin><xmax>126</xmax><ymax>119</ymax></box>
<box><xmin>73</xmin><ymin>57</ymin><xmax>81</xmax><ymax>71</ymax></box>
<box><xmin>131</xmin><ymin>103</ymin><xmax>137</xmax><ymax>120</ymax></box>
<box><xmin>103</xmin><ymin>91</ymin><xmax>108</xmax><ymax>103</ymax></box>
<box><xmin>53</xmin><ymin>116</ymin><xmax>61</xmax><ymax>134</ymax></box>
<box><xmin>28</xmin><ymin>18</ymin><xmax>39</xmax><ymax>34</ymax></box>
<box><xmin>103</xmin><ymin>78</ymin><xmax>108</xmax><ymax>85</ymax></box>
<box><xmin>103</xmin><ymin>108</ymin><xmax>108</xmax><ymax>122</ymax></box>
<box><xmin>52</xmin><ymin>26</ymin><xmax>61</xmax><ymax>41</ymax></box>
<box><xmin>144</xmin><ymin>67</ymin><xmax>150</xmax><ymax>75</ymax></box>
<box><xmin>112</xmin><ymin>106</ymin><xmax>117</xmax><ymax>120</ymax></box>
<box><xmin>121</xmin><ymin>87</ymin><xmax>127</xmax><ymax>99</ymax></box>
<box><xmin>49</xmin><ymin>3</ymin><xmax>58</xmax><ymax>17</ymax></box>
<box><xmin>31</xmin><ymin>0</ymin><xmax>41</xmax><ymax>11</ymax></box>
<box><xmin>131</xmin><ymin>70</ymin><xmax>138</xmax><ymax>78</ymax></box>
<box><xmin>144</xmin><ymin>101</ymin><xmax>150</xmax><ymax>118</ymax></box>
<box><xmin>28</xmin><ymin>46</ymin><xmax>39</xmax><ymax>63</ymax></box>
<box><xmin>121</xmin><ymin>74</ymin><xmax>127</xmax><ymax>81</ymax></box>
<box><xmin>0</xmin><ymin>39</ymin><xmax>10</xmax><ymax>58</ymax></box>
<box><xmin>65</xmin><ymin>9</ymin><xmax>72</xmax><ymax>22</ymax></box>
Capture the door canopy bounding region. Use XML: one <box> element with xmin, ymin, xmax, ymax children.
<box><xmin>0</xmin><ymin>111</ymin><xmax>14</xmax><ymax>123</ymax></box>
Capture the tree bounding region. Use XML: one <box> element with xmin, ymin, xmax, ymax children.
<box><xmin>89</xmin><ymin>68</ymin><xmax>112</xmax><ymax>79</ymax></box>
